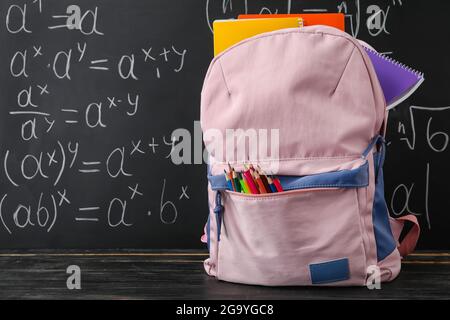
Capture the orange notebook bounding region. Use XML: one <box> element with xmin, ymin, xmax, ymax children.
<box><xmin>238</xmin><ymin>13</ymin><xmax>345</xmax><ymax>31</ymax></box>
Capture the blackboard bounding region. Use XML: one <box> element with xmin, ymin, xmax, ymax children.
<box><xmin>0</xmin><ymin>0</ymin><xmax>448</xmax><ymax>249</ymax></box>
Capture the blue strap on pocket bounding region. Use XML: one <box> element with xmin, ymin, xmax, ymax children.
<box><xmin>213</xmin><ymin>191</ymin><xmax>223</xmax><ymax>241</ymax></box>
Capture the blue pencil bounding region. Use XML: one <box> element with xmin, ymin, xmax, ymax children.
<box><xmin>224</xmin><ymin>170</ymin><xmax>233</xmax><ymax>190</ymax></box>
<box><xmin>267</xmin><ymin>175</ymin><xmax>278</xmax><ymax>193</ymax></box>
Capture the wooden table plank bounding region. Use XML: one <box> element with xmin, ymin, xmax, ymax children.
<box><xmin>0</xmin><ymin>250</ymin><xmax>448</xmax><ymax>299</ymax></box>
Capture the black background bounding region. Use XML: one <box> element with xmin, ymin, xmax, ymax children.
<box><xmin>0</xmin><ymin>0</ymin><xmax>447</xmax><ymax>249</ymax></box>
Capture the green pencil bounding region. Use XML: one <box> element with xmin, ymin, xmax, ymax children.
<box><xmin>239</xmin><ymin>173</ymin><xmax>249</xmax><ymax>194</ymax></box>
<box><xmin>232</xmin><ymin>169</ymin><xmax>241</xmax><ymax>193</ymax></box>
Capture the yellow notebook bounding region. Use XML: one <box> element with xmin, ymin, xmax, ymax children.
<box><xmin>213</xmin><ymin>18</ymin><xmax>303</xmax><ymax>56</ymax></box>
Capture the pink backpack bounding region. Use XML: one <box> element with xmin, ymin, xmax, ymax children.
<box><xmin>200</xmin><ymin>25</ymin><xmax>420</xmax><ymax>286</ymax></box>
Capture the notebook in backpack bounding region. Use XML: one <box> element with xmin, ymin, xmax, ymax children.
<box><xmin>200</xmin><ymin>25</ymin><xmax>420</xmax><ymax>286</ymax></box>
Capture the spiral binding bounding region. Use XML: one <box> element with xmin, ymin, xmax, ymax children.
<box><xmin>363</xmin><ymin>46</ymin><xmax>424</xmax><ymax>78</ymax></box>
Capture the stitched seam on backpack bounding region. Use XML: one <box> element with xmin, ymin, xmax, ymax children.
<box><xmin>214</xmin><ymin>155</ymin><xmax>362</xmax><ymax>163</ymax></box>
<box><xmin>331</xmin><ymin>46</ymin><xmax>356</xmax><ymax>95</ymax></box>
<box><xmin>218</xmin><ymin>59</ymin><xmax>231</xmax><ymax>96</ymax></box>
<box><xmin>283</xmin><ymin>183</ymin><xmax>368</xmax><ymax>190</ymax></box>
<box><xmin>228</xmin><ymin>189</ymin><xmax>346</xmax><ymax>201</ymax></box>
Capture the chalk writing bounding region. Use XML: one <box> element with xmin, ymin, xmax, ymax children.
<box><xmin>397</xmin><ymin>106</ymin><xmax>450</xmax><ymax>153</ymax></box>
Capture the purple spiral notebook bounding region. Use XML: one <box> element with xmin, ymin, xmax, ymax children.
<box><xmin>363</xmin><ymin>46</ymin><xmax>424</xmax><ymax>110</ymax></box>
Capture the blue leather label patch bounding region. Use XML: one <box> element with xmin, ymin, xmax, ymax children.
<box><xmin>309</xmin><ymin>258</ymin><xmax>350</xmax><ymax>284</ymax></box>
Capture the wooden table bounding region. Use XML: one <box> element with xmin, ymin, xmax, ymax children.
<box><xmin>0</xmin><ymin>250</ymin><xmax>448</xmax><ymax>299</ymax></box>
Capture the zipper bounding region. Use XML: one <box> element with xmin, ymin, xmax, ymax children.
<box><xmin>225</xmin><ymin>187</ymin><xmax>340</xmax><ymax>198</ymax></box>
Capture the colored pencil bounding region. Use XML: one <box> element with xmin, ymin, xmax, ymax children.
<box><xmin>243</xmin><ymin>169</ymin><xmax>259</xmax><ymax>194</ymax></box>
<box><xmin>227</xmin><ymin>163</ymin><xmax>238</xmax><ymax>192</ymax></box>
<box><xmin>252</xmin><ymin>170</ymin><xmax>268</xmax><ymax>194</ymax></box>
<box><xmin>232</xmin><ymin>169</ymin><xmax>241</xmax><ymax>193</ymax></box>
<box><xmin>256</xmin><ymin>165</ymin><xmax>271</xmax><ymax>193</ymax></box>
<box><xmin>239</xmin><ymin>173</ymin><xmax>249</xmax><ymax>193</ymax></box>
<box><xmin>266</xmin><ymin>176</ymin><xmax>278</xmax><ymax>193</ymax></box>
<box><xmin>224</xmin><ymin>169</ymin><xmax>233</xmax><ymax>191</ymax></box>
<box><xmin>272</xmin><ymin>176</ymin><xmax>284</xmax><ymax>192</ymax></box>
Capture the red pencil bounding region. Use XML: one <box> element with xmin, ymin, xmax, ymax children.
<box><xmin>272</xmin><ymin>176</ymin><xmax>284</xmax><ymax>192</ymax></box>
<box><xmin>243</xmin><ymin>168</ymin><xmax>259</xmax><ymax>194</ymax></box>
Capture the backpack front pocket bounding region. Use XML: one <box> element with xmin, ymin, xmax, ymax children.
<box><xmin>207</xmin><ymin>159</ymin><xmax>372</xmax><ymax>286</ymax></box>
<box><xmin>216</xmin><ymin>187</ymin><xmax>368</xmax><ymax>286</ymax></box>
